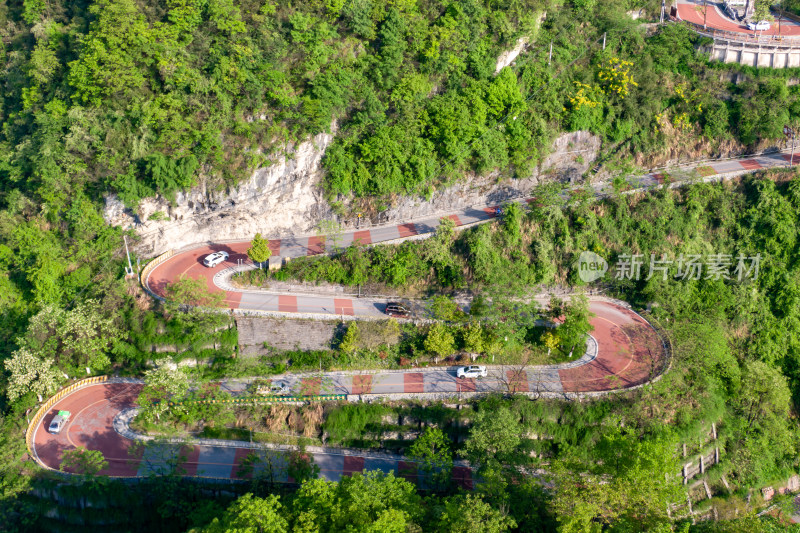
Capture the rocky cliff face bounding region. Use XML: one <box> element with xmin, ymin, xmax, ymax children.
<box><xmin>105</xmin><ymin>131</ymin><xmax>336</xmax><ymax>256</ymax></box>
<box><xmin>106</xmin><ymin>130</ymin><xmax>600</xmax><ymax>257</ymax></box>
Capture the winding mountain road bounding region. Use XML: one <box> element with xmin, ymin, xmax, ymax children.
<box><xmin>31</xmin><ymin>295</ymin><xmax>663</xmax><ymax>480</ymax></box>
<box><xmin>676</xmin><ymin>0</ymin><xmax>800</xmax><ymax>37</ymax></box>
<box><xmin>30</xmin><ymin>179</ymin><xmax>688</xmax><ymax>480</ymax></box>
<box><xmin>30</xmin><ymin>12</ymin><xmax>800</xmax><ymax>481</ymax></box>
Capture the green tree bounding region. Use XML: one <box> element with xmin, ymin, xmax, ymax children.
<box><xmin>551</xmin><ymin>428</ymin><xmax>681</xmax><ymax>532</ymax></box>
<box><xmin>288</xmin><ymin>446</ymin><xmax>321</xmax><ymax>484</ymax></box>
<box><xmin>291</xmin><ymin>471</ymin><xmax>423</xmax><ymax>533</ymax></box>
<box><xmin>197</xmin><ymin>493</ymin><xmax>288</xmax><ymax>533</ymax></box>
<box><xmin>247</xmin><ymin>233</ymin><xmax>273</xmax><ymax>267</ymax></box>
<box><xmin>461</xmin><ymin>403</ymin><xmax>523</xmax><ymax>467</ymax></box>
<box><xmin>424</xmin><ymin>323</ymin><xmax>456</xmax><ymax>357</ymax></box>
<box><xmin>408</xmin><ymin>427</ymin><xmax>453</xmax><ymax>489</ymax></box>
<box><xmin>434</xmin><ymin>494</ymin><xmax>516</xmax><ymax>533</ymax></box>
<box><xmin>4</xmin><ymin>348</ymin><xmax>62</xmax><ymax>402</ymax></box>
<box><xmin>166</xmin><ymin>275</ymin><xmax>225</xmax><ymax>307</ymax></box>
<box><xmin>338</xmin><ymin>322</ymin><xmax>360</xmax><ymax>353</ymax></box>
<box><xmin>462</xmin><ymin>322</ymin><xmax>485</xmax><ymax>354</ymax></box>
<box><xmin>60</xmin><ymin>447</ymin><xmax>108</xmax><ymax>477</ymax></box>
<box><xmin>557</xmin><ymin>295</ymin><xmax>594</xmax><ymax>356</ymax></box>
<box><xmin>14</xmin><ymin>300</ymin><xmax>120</xmax><ymax>373</ymax></box>
<box><xmin>137</xmin><ymin>363</ymin><xmax>190</xmax><ymax>422</ymax></box>
<box><xmin>430</xmin><ymin>295</ymin><xmax>463</xmax><ymax>321</ymax></box>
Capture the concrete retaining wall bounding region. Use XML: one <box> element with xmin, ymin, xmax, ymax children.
<box><xmin>701</xmin><ymin>38</ymin><xmax>800</xmax><ymax>68</ymax></box>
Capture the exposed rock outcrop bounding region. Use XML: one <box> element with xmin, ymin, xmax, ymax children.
<box><xmin>106</xmin><ymin>130</ymin><xmax>601</xmax><ymax>257</ymax></box>
<box><xmin>495</xmin><ymin>36</ymin><xmax>529</xmax><ymax>74</ymax></box>
<box><xmin>105</xmin><ymin>131</ymin><xmax>336</xmax><ymax>256</ymax></box>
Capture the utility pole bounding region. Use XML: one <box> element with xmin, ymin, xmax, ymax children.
<box><xmin>603</xmin><ymin>32</ymin><xmax>606</xmax><ymax>50</ymax></box>
<box><xmin>123</xmin><ymin>235</ymin><xmax>134</xmax><ymax>277</ymax></box>
<box><xmin>660</xmin><ymin>0</ymin><xmax>666</xmax><ymax>24</ymax></box>
<box><xmin>549</xmin><ymin>42</ymin><xmax>552</xmax><ymax>66</ymax></box>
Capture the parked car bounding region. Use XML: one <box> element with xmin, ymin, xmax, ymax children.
<box><xmin>202</xmin><ymin>251</ymin><xmax>229</xmax><ymax>267</ymax></box>
<box><xmin>385</xmin><ymin>302</ymin><xmax>411</xmax><ymax>318</ymax></box>
<box><xmin>747</xmin><ymin>20</ymin><xmax>771</xmax><ymax>31</ymax></box>
<box><xmin>457</xmin><ymin>365</ymin><xmax>488</xmax><ymax>379</ymax></box>
<box><xmin>256</xmin><ymin>380</ymin><xmax>291</xmax><ymax>396</ymax></box>
<box><xmin>48</xmin><ymin>410</ymin><xmax>71</xmax><ymax>434</ymax></box>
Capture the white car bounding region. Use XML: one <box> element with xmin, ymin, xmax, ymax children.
<box><xmin>457</xmin><ymin>365</ymin><xmax>487</xmax><ymax>379</ymax></box>
<box><xmin>202</xmin><ymin>251</ymin><xmax>229</xmax><ymax>267</ymax></box>
<box><xmin>48</xmin><ymin>410</ymin><xmax>71</xmax><ymax>434</ymax></box>
<box><xmin>747</xmin><ymin>20</ymin><xmax>771</xmax><ymax>31</ymax></box>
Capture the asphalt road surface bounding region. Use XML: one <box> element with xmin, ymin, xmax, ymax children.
<box><xmin>33</xmin><ymin>197</ymin><xmax>669</xmax><ymax>480</ymax></box>
<box><xmin>677</xmin><ymin>0</ymin><xmax>800</xmax><ymax>36</ymax></box>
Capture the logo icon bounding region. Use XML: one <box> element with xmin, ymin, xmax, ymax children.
<box><xmin>577</xmin><ymin>251</ymin><xmax>608</xmax><ymax>282</ymax></box>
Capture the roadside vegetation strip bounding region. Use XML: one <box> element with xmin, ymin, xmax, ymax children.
<box><xmin>166</xmin><ymin>394</ymin><xmax>347</xmax><ymax>406</ymax></box>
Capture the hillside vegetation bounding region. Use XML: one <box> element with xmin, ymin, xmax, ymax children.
<box><xmin>3</xmin><ymin>0</ymin><xmax>800</xmax><ymax>531</ymax></box>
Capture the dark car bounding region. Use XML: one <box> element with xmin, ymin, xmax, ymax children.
<box><xmin>385</xmin><ymin>302</ymin><xmax>411</xmax><ymax>318</ymax></box>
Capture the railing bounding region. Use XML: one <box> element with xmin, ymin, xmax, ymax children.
<box><xmin>167</xmin><ymin>394</ymin><xmax>347</xmax><ymax>406</ymax></box>
<box><xmin>681</xmin><ymin>19</ymin><xmax>800</xmax><ymax>46</ymax></box>
<box><xmin>139</xmin><ymin>249</ymin><xmax>175</xmax><ymax>299</ymax></box>
<box><xmin>26</xmin><ymin>376</ymin><xmax>111</xmax><ymax>465</ymax></box>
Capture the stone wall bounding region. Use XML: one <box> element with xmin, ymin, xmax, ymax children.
<box><xmin>237</xmin><ymin>316</ymin><xmax>339</xmax><ymax>355</ymax></box>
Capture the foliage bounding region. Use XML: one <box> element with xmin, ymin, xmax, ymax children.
<box><xmin>338</xmin><ymin>322</ymin><xmax>360</xmax><ymax>354</ymax></box>
<box><xmin>137</xmin><ymin>363</ymin><xmax>190</xmax><ymax>422</ymax></box>
<box><xmin>287</xmin><ymin>446</ymin><xmax>321</xmax><ymax>485</ymax></box>
<box><xmin>407</xmin><ymin>427</ymin><xmax>453</xmax><ymax>489</ymax></box>
<box><xmin>247</xmin><ymin>234</ymin><xmax>273</xmax><ymax>266</ymax></box>
<box><xmin>166</xmin><ymin>276</ymin><xmax>226</xmax><ymax>308</ymax></box>
<box><xmin>291</xmin><ymin>471</ymin><xmax>423</xmax><ymax>533</ymax></box>
<box><xmin>4</xmin><ymin>347</ymin><xmax>62</xmax><ymax>402</ymax></box>
<box><xmin>424</xmin><ymin>323</ymin><xmax>456</xmax><ymax>358</ymax></box>
<box><xmin>196</xmin><ymin>493</ymin><xmax>287</xmax><ymax>533</ymax></box>
<box><xmin>60</xmin><ymin>447</ymin><xmax>108</xmax><ymax>477</ymax></box>
<box><xmin>322</xmin><ymin>403</ymin><xmax>388</xmax><ymax>444</ymax></box>
<box><xmin>551</xmin><ymin>428</ymin><xmax>681</xmax><ymax>532</ymax></box>
<box><xmin>433</xmin><ymin>494</ymin><xmax>517</xmax><ymax>533</ymax></box>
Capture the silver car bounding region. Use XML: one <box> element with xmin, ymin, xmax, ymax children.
<box><xmin>48</xmin><ymin>411</ymin><xmax>71</xmax><ymax>434</ymax></box>
<box><xmin>202</xmin><ymin>251</ymin><xmax>229</xmax><ymax>268</ymax></box>
<box><xmin>457</xmin><ymin>365</ymin><xmax>488</xmax><ymax>379</ymax></box>
<box><xmin>256</xmin><ymin>380</ymin><xmax>291</xmax><ymax>396</ymax></box>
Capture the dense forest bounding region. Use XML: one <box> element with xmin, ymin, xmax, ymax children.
<box><xmin>3</xmin><ymin>0</ymin><xmax>800</xmax><ymax>531</ymax></box>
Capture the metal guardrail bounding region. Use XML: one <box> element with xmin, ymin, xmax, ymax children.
<box><xmin>25</xmin><ymin>376</ymin><xmax>111</xmax><ymax>464</ymax></box>
<box><xmin>681</xmin><ymin>19</ymin><xmax>800</xmax><ymax>46</ymax></box>
<box><xmin>139</xmin><ymin>249</ymin><xmax>175</xmax><ymax>299</ymax></box>
<box><xmin>167</xmin><ymin>394</ymin><xmax>347</xmax><ymax>406</ymax></box>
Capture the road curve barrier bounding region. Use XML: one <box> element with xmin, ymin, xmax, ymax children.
<box><xmin>25</xmin><ymin>375</ymin><xmax>111</xmax><ymax>464</ymax></box>
<box><xmin>140</xmin><ymin>249</ymin><xmax>175</xmax><ymax>299</ymax></box>
<box><xmin>679</xmin><ymin>19</ymin><xmax>800</xmax><ymax>45</ymax></box>
<box><xmin>167</xmin><ymin>394</ymin><xmax>347</xmax><ymax>407</ymax></box>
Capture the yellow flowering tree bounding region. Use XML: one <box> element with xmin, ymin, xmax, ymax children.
<box><xmin>564</xmin><ymin>81</ymin><xmax>605</xmax><ymax>132</ymax></box>
<box><xmin>597</xmin><ymin>57</ymin><xmax>638</xmax><ymax>98</ymax></box>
